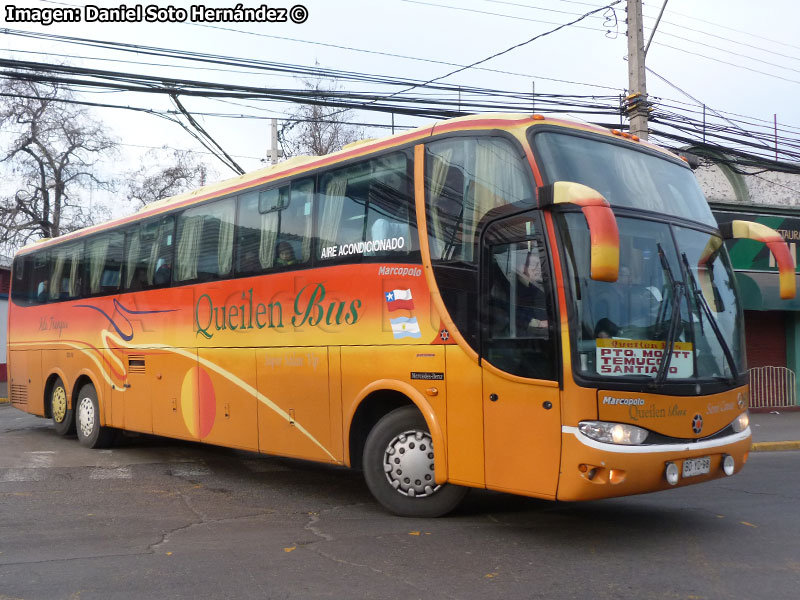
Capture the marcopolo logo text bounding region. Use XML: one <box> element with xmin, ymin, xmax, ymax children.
<box><xmin>602</xmin><ymin>396</ymin><xmax>645</xmax><ymax>406</ymax></box>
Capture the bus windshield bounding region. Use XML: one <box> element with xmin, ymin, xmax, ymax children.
<box><xmin>558</xmin><ymin>206</ymin><xmax>746</xmax><ymax>383</ymax></box>
<box><xmin>533</xmin><ymin>130</ymin><xmax>716</xmax><ymax>227</ymax></box>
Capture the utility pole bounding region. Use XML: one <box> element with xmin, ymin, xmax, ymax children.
<box><xmin>266</xmin><ymin>118</ymin><xmax>284</xmax><ymax>165</ymax></box>
<box><xmin>626</xmin><ymin>0</ymin><xmax>649</xmax><ymax>140</ymax></box>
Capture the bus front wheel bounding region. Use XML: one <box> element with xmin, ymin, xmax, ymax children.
<box><xmin>50</xmin><ymin>377</ymin><xmax>75</xmax><ymax>436</ymax></box>
<box><xmin>363</xmin><ymin>406</ymin><xmax>467</xmax><ymax>517</ymax></box>
<box><xmin>75</xmin><ymin>384</ymin><xmax>115</xmax><ymax>449</ymax></box>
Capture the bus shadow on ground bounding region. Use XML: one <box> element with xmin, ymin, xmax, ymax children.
<box><xmin>12</xmin><ymin>421</ymin><xmax>736</xmax><ymax>536</ymax></box>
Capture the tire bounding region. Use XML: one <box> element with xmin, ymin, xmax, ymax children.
<box><xmin>363</xmin><ymin>406</ymin><xmax>467</xmax><ymax>517</ymax></box>
<box><xmin>50</xmin><ymin>377</ymin><xmax>75</xmax><ymax>436</ymax></box>
<box><xmin>75</xmin><ymin>383</ymin><xmax>115</xmax><ymax>449</ymax></box>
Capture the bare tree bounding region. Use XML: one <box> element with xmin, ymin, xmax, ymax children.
<box><xmin>280</xmin><ymin>74</ymin><xmax>366</xmax><ymax>157</ymax></box>
<box><xmin>0</xmin><ymin>77</ymin><xmax>117</xmax><ymax>249</ymax></box>
<box><xmin>126</xmin><ymin>147</ymin><xmax>211</xmax><ymax>207</ymax></box>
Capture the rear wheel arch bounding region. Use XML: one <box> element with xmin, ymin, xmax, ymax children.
<box><xmin>46</xmin><ymin>373</ymin><xmax>74</xmax><ymax>435</ymax></box>
<box><xmin>44</xmin><ymin>371</ymin><xmax>69</xmax><ymax>418</ymax></box>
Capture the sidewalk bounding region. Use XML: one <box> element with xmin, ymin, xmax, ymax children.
<box><xmin>750</xmin><ymin>409</ymin><xmax>800</xmax><ymax>452</ymax></box>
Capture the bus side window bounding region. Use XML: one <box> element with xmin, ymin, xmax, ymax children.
<box><xmin>235</xmin><ymin>189</ymin><xmax>264</xmax><ymax>276</ymax></box>
<box><xmin>48</xmin><ymin>242</ymin><xmax>83</xmax><ymax>301</ymax></box>
<box><xmin>316</xmin><ymin>151</ymin><xmax>417</xmax><ymax>263</ymax></box>
<box><xmin>123</xmin><ymin>216</ymin><xmax>175</xmax><ymax>291</ymax></box>
<box><xmin>31</xmin><ymin>253</ymin><xmax>50</xmax><ymax>304</ymax></box>
<box><xmin>11</xmin><ymin>254</ymin><xmax>39</xmax><ymax>306</ymax></box>
<box><xmin>234</xmin><ymin>178</ymin><xmax>312</xmax><ymax>277</ymax></box>
<box><xmin>426</xmin><ymin>137</ymin><xmax>534</xmax><ymax>264</ymax></box>
<box><xmin>365</xmin><ymin>160</ymin><xmax>417</xmax><ymax>257</ymax></box>
<box><xmin>86</xmin><ymin>230</ymin><xmax>124</xmax><ymax>295</ymax></box>
<box><xmin>278</xmin><ymin>178</ymin><xmax>313</xmax><ymax>267</ymax></box>
<box><xmin>175</xmin><ymin>198</ymin><xmax>235</xmax><ymax>283</ymax></box>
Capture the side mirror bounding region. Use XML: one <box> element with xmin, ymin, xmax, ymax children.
<box><xmin>538</xmin><ymin>182</ymin><xmax>619</xmax><ymax>282</ymax></box>
<box><xmin>720</xmin><ymin>220</ymin><xmax>796</xmax><ymax>300</ymax></box>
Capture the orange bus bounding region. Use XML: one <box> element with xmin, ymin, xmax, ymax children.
<box><xmin>7</xmin><ymin>113</ymin><xmax>795</xmax><ymax>517</ymax></box>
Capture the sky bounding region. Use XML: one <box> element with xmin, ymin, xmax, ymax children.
<box><xmin>1</xmin><ymin>0</ymin><xmax>799</xmax><ymax>221</ymax></box>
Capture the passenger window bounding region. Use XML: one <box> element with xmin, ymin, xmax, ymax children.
<box><xmin>235</xmin><ymin>178</ymin><xmax>313</xmax><ymax>276</ymax></box>
<box><xmin>426</xmin><ymin>137</ymin><xmax>534</xmax><ymax>263</ymax></box>
<box><xmin>48</xmin><ymin>242</ymin><xmax>83</xmax><ymax>301</ymax></box>
<box><xmin>124</xmin><ymin>216</ymin><xmax>175</xmax><ymax>291</ymax></box>
<box><xmin>30</xmin><ymin>253</ymin><xmax>50</xmax><ymax>304</ymax></box>
<box><xmin>175</xmin><ymin>198</ymin><xmax>236</xmax><ymax>283</ymax></box>
<box><xmin>316</xmin><ymin>152</ymin><xmax>418</xmax><ymax>263</ymax></box>
<box><xmin>86</xmin><ymin>231</ymin><xmax>124</xmax><ymax>295</ymax></box>
<box><xmin>11</xmin><ymin>254</ymin><xmax>39</xmax><ymax>306</ymax></box>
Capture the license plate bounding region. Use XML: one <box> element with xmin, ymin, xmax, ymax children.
<box><xmin>682</xmin><ymin>457</ymin><xmax>711</xmax><ymax>478</ymax></box>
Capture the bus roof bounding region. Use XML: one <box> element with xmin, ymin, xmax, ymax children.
<box><xmin>16</xmin><ymin>113</ymin><xmax>677</xmax><ymax>255</ymax></box>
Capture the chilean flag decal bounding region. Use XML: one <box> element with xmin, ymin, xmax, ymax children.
<box><xmin>385</xmin><ymin>289</ymin><xmax>415</xmax><ymax>311</ymax></box>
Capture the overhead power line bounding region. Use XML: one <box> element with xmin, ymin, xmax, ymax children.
<box><xmin>2</xmin><ymin>42</ymin><xmax>799</xmax><ymax>172</ymax></box>
<box><xmin>375</xmin><ymin>0</ymin><xmax>622</xmax><ymax>105</ymax></box>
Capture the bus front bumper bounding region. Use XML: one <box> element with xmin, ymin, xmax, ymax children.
<box><xmin>556</xmin><ymin>426</ymin><xmax>752</xmax><ymax>501</ymax></box>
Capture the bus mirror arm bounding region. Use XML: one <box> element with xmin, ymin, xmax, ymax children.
<box><xmin>538</xmin><ymin>182</ymin><xmax>620</xmax><ymax>282</ymax></box>
<box><xmin>719</xmin><ymin>220</ymin><xmax>796</xmax><ymax>300</ymax></box>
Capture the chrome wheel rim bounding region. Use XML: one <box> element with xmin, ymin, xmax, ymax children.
<box><xmin>52</xmin><ymin>386</ymin><xmax>67</xmax><ymax>423</ymax></box>
<box><xmin>383</xmin><ymin>429</ymin><xmax>440</xmax><ymax>498</ymax></box>
<box><xmin>77</xmin><ymin>396</ymin><xmax>95</xmax><ymax>439</ymax></box>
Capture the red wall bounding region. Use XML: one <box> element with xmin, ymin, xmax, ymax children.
<box><xmin>744</xmin><ymin>310</ymin><xmax>787</xmax><ymax>368</ymax></box>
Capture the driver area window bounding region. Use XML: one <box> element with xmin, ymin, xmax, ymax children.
<box><xmin>483</xmin><ymin>219</ymin><xmax>556</xmax><ymax>380</ymax></box>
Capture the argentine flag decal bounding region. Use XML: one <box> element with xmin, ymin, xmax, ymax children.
<box><xmin>390</xmin><ymin>316</ymin><xmax>422</xmax><ymax>339</ymax></box>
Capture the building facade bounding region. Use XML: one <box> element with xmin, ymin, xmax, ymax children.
<box><xmin>695</xmin><ymin>156</ymin><xmax>800</xmax><ymax>408</ymax></box>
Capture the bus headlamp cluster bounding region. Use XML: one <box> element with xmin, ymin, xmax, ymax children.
<box><xmin>731</xmin><ymin>411</ymin><xmax>750</xmax><ymax>433</ymax></box>
<box><xmin>578</xmin><ymin>421</ymin><xmax>649</xmax><ymax>445</ymax></box>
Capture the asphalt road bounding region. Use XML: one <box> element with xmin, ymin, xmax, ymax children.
<box><xmin>1</xmin><ymin>403</ymin><xmax>799</xmax><ymax>600</ymax></box>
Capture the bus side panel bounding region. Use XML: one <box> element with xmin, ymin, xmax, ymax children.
<box><xmin>328</xmin><ymin>346</ymin><xmax>344</xmax><ymax>464</ymax></box>
<box><xmin>123</xmin><ymin>362</ymin><xmax>152</xmax><ymax>434</ymax></box>
<box><xmin>256</xmin><ymin>347</ymin><xmax>337</xmax><ymax>462</ymax></box>
<box><xmin>103</xmin><ymin>348</ymin><xmax>124</xmax><ymax>428</ymax></box>
<box><xmin>8</xmin><ymin>350</ymin><xmax>43</xmax><ymax>415</ymax></box>
<box><xmin>151</xmin><ymin>349</ymin><xmax>197</xmax><ymax>442</ymax></box>
<box><xmin>42</xmin><ymin>349</ymin><xmax>71</xmax><ymax>406</ymax></box>
<box><xmin>198</xmin><ymin>347</ymin><xmax>259</xmax><ymax>452</ymax></box>
<box><xmin>444</xmin><ymin>345</ymin><xmax>485</xmax><ymax>487</ymax></box>
<box><xmin>341</xmin><ymin>344</ymin><xmax>448</xmax><ymax>461</ymax></box>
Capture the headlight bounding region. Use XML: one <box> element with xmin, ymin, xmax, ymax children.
<box><xmin>578</xmin><ymin>421</ymin><xmax>649</xmax><ymax>445</ymax></box>
<box><xmin>731</xmin><ymin>411</ymin><xmax>750</xmax><ymax>433</ymax></box>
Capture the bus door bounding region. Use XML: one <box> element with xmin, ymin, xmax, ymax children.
<box><xmin>480</xmin><ymin>214</ymin><xmax>562</xmax><ymax>498</ymax></box>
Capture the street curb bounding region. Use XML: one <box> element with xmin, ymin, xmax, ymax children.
<box><xmin>0</xmin><ymin>398</ymin><xmax>8</xmax><ymax>404</ymax></box>
<box><xmin>751</xmin><ymin>441</ymin><xmax>800</xmax><ymax>452</ymax></box>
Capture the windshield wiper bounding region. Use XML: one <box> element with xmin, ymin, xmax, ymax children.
<box><xmin>681</xmin><ymin>252</ymin><xmax>739</xmax><ymax>381</ymax></box>
<box><xmin>652</xmin><ymin>244</ymin><xmax>685</xmax><ymax>387</ymax></box>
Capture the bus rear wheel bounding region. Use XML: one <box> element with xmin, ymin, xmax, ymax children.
<box><xmin>363</xmin><ymin>406</ymin><xmax>467</xmax><ymax>517</ymax></box>
<box><xmin>75</xmin><ymin>383</ymin><xmax>115</xmax><ymax>449</ymax></box>
<box><xmin>50</xmin><ymin>377</ymin><xmax>74</xmax><ymax>436</ymax></box>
